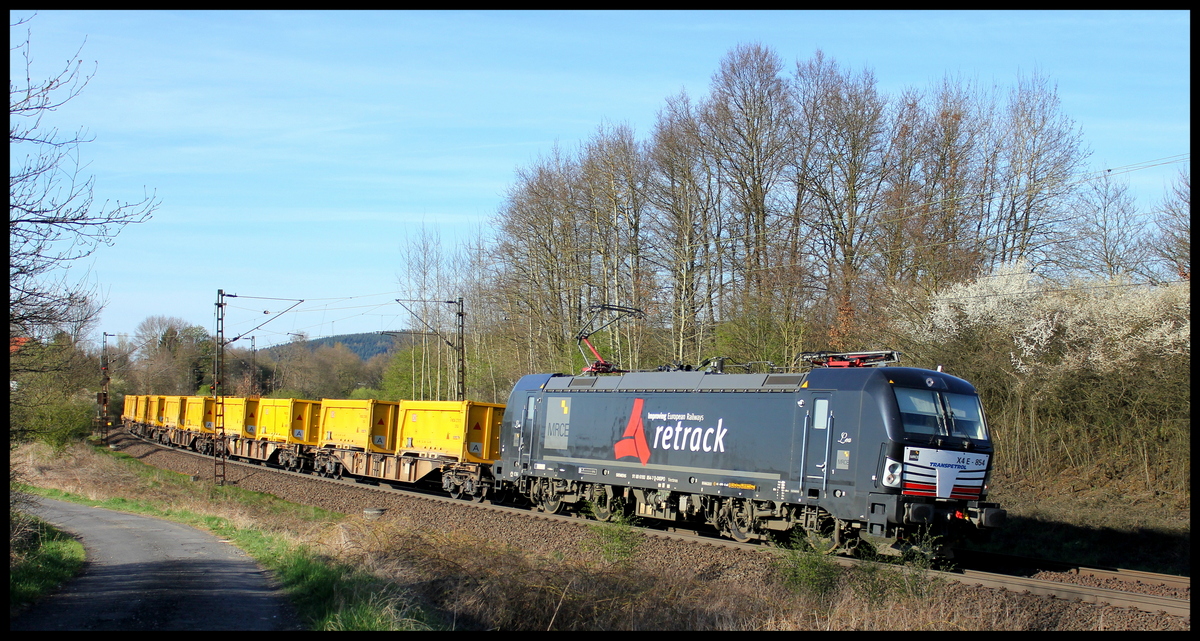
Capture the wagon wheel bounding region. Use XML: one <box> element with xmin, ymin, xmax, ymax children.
<box><xmin>725</xmin><ymin>498</ymin><xmax>756</xmax><ymax>543</ymax></box>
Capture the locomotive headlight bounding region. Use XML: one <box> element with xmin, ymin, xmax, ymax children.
<box><xmin>882</xmin><ymin>458</ymin><xmax>903</xmax><ymax>488</ymax></box>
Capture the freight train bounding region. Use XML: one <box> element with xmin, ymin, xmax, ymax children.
<box><xmin>122</xmin><ymin>350</ymin><xmax>1005</xmax><ymax>557</ymax></box>
<box><xmin>123</xmin><ymin>395</ymin><xmax>505</xmax><ymax>499</ymax></box>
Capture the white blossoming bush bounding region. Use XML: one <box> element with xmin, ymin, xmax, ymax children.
<box><xmin>915</xmin><ymin>263</ymin><xmax>1189</xmax><ymax>375</ymax></box>
<box><xmin>898</xmin><ymin>263</ymin><xmax>1190</xmax><ymax>490</ymax></box>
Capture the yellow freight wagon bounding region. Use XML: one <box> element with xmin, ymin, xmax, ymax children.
<box><xmin>222</xmin><ymin>397</ymin><xmax>261</xmax><ymax>438</ymax></box>
<box><xmin>397</xmin><ymin>400</ymin><xmax>504</xmax><ymax>463</ymax></box>
<box><xmin>319</xmin><ymin>398</ymin><xmax>400</xmax><ymax>453</ymax></box>
<box><xmin>257</xmin><ymin>398</ymin><xmax>320</xmax><ymax>445</ymax></box>
<box><xmin>139</xmin><ymin>396</ymin><xmax>153</xmax><ymax>424</ymax></box>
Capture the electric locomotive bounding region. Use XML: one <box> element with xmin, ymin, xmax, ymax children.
<box><xmin>494</xmin><ymin>351</ymin><xmax>1006</xmax><ymax>556</ymax></box>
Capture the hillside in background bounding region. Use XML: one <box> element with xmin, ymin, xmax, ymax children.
<box><xmin>266</xmin><ymin>333</ymin><xmax>400</xmax><ymax>362</ymax></box>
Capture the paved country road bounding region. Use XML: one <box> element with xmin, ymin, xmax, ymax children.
<box><xmin>10</xmin><ymin>498</ymin><xmax>303</xmax><ymax>631</ymax></box>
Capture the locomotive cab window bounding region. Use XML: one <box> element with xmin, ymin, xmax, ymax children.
<box><xmin>895</xmin><ymin>388</ymin><xmax>988</xmax><ymax>441</ymax></box>
<box><xmin>943</xmin><ymin>392</ymin><xmax>987</xmax><ymax>440</ymax></box>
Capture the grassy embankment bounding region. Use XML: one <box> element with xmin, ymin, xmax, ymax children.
<box><xmin>9</xmin><ymin>512</ymin><xmax>85</xmax><ymax>617</ymax></box>
<box><xmin>11</xmin><ymin>440</ymin><xmax>429</xmax><ymax>630</ymax></box>
<box><xmin>10</xmin><ymin>437</ymin><xmax>1190</xmax><ymax>630</ymax></box>
<box><xmin>973</xmin><ymin>465</ymin><xmax>1190</xmax><ymax>576</ymax></box>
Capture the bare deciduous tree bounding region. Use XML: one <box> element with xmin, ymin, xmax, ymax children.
<box><xmin>132</xmin><ymin>316</ymin><xmax>211</xmax><ymax>394</ymax></box>
<box><xmin>979</xmin><ymin>72</ymin><xmax>1088</xmax><ymax>270</ymax></box>
<box><xmin>1059</xmin><ymin>172</ymin><xmax>1152</xmax><ymax>280</ymax></box>
<box><xmin>9</xmin><ymin>16</ymin><xmax>157</xmax><ymax>339</ymax></box>
<box><xmin>701</xmin><ymin>43</ymin><xmax>794</xmax><ymax>294</ymax></box>
<box><xmin>793</xmin><ymin>51</ymin><xmax>890</xmax><ymax>347</ymax></box>
<box><xmin>647</xmin><ymin>91</ymin><xmax>721</xmax><ymax>363</ymax></box>
<box><xmin>1153</xmin><ymin>170</ymin><xmax>1190</xmax><ymax>281</ymax></box>
<box><xmin>577</xmin><ymin>122</ymin><xmax>652</xmax><ymax>368</ymax></box>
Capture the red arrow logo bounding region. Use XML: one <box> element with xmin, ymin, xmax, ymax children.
<box><xmin>613</xmin><ymin>398</ymin><xmax>650</xmax><ymax>465</ymax></box>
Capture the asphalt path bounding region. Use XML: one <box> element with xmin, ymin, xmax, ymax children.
<box><xmin>10</xmin><ymin>497</ymin><xmax>303</xmax><ymax>630</ymax></box>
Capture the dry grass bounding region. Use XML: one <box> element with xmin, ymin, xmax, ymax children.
<box><xmin>311</xmin><ymin>516</ymin><xmax>1102</xmax><ymax>631</ymax></box>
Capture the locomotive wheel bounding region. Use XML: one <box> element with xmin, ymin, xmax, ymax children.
<box><xmin>487</xmin><ymin>487</ymin><xmax>509</xmax><ymax>505</ymax></box>
<box><xmin>726</xmin><ymin>499</ymin><xmax>756</xmax><ymax>543</ymax></box>
<box><xmin>589</xmin><ymin>489</ymin><xmax>614</xmax><ymax>521</ymax></box>
<box><xmin>805</xmin><ymin>519</ymin><xmax>840</xmax><ymax>555</ymax></box>
<box><xmin>540</xmin><ymin>494</ymin><xmax>563</xmax><ymax>514</ymax></box>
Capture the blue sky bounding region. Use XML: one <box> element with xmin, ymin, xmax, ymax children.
<box><xmin>10</xmin><ymin>10</ymin><xmax>1190</xmax><ymax>348</ymax></box>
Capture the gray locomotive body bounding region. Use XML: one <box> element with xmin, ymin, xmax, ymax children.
<box><xmin>496</xmin><ymin>364</ymin><xmax>1005</xmax><ymax>555</ymax></box>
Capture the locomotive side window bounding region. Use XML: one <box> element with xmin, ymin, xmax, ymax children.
<box><xmin>813</xmin><ymin>398</ymin><xmax>829</xmax><ymax>430</ymax></box>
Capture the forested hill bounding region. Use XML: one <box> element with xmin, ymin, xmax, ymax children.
<box><xmin>269</xmin><ymin>333</ymin><xmax>399</xmax><ymax>361</ymax></box>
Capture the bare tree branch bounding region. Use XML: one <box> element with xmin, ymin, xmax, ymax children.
<box><xmin>9</xmin><ymin>16</ymin><xmax>158</xmax><ymax>339</ymax></box>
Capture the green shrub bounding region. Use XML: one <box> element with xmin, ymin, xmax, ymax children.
<box><xmin>775</xmin><ymin>536</ymin><xmax>843</xmax><ymax>598</ymax></box>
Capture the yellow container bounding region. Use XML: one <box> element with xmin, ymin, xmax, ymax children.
<box><xmin>135</xmin><ymin>395</ymin><xmax>152</xmax><ymax>425</ymax></box>
<box><xmin>183</xmin><ymin>396</ymin><xmax>216</xmax><ymax>433</ymax></box>
<box><xmin>122</xmin><ymin>395</ymin><xmax>140</xmax><ymax>422</ymax></box>
<box><xmin>319</xmin><ymin>399</ymin><xmax>399</xmax><ymax>452</ymax></box>
<box><xmin>162</xmin><ymin>396</ymin><xmax>187</xmax><ymax>429</ymax></box>
<box><xmin>397</xmin><ymin>400</ymin><xmax>505</xmax><ymax>463</ymax></box>
<box><xmin>257</xmin><ymin>398</ymin><xmax>320</xmax><ymax>445</ymax></box>
<box><xmin>148</xmin><ymin>396</ymin><xmax>166</xmax><ymax>427</ymax></box>
<box><xmin>222</xmin><ymin>397</ymin><xmax>261</xmax><ymax>438</ymax></box>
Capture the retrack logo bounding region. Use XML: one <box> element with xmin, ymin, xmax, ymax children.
<box><xmin>613</xmin><ymin>398</ymin><xmax>727</xmax><ymax>466</ymax></box>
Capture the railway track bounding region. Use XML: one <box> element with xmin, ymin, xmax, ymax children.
<box><xmin>118</xmin><ymin>431</ymin><xmax>1190</xmax><ymax>620</ymax></box>
<box><xmin>955</xmin><ymin>549</ymin><xmax>1190</xmax><ymax>591</ymax></box>
<box><xmin>948</xmin><ymin>565</ymin><xmax>1189</xmax><ymax>618</ymax></box>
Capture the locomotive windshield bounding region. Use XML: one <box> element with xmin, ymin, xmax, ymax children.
<box><xmin>894</xmin><ymin>387</ymin><xmax>989</xmax><ymax>441</ymax></box>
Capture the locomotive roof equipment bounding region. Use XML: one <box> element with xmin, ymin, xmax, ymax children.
<box><xmin>574</xmin><ymin>304</ymin><xmax>645</xmax><ymax>374</ymax></box>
